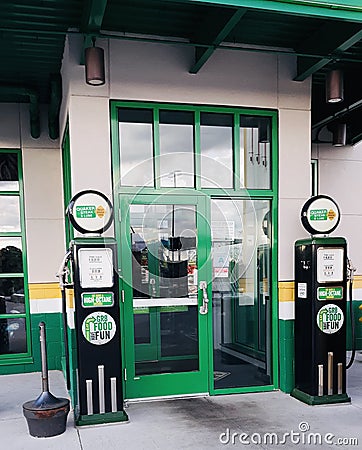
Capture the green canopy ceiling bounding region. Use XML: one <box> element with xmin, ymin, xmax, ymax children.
<box><xmin>0</xmin><ymin>0</ymin><xmax>361</xmax><ymax>142</ymax></box>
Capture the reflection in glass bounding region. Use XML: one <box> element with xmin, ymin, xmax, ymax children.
<box><xmin>240</xmin><ymin>116</ymin><xmax>271</xmax><ymax>189</ymax></box>
<box><xmin>0</xmin><ymin>153</ymin><xmax>19</xmax><ymax>191</ymax></box>
<box><xmin>200</xmin><ymin>113</ymin><xmax>233</xmax><ymax>188</ymax></box>
<box><xmin>130</xmin><ymin>203</ymin><xmax>199</xmax><ymax>375</ymax></box>
<box><xmin>0</xmin><ymin>278</ymin><xmax>25</xmax><ymax>314</ymax></box>
<box><xmin>211</xmin><ymin>199</ymin><xmax>272</xmax><ymax>389</ymax></box>
<box><xmin>159</xmin><ymin>110</ymin><xmax>194</xmax><ymax>187</ymax></box>
<box><xmin>0</xmin><ymin>238</ymin><xmax>23</xmax><ymax>273</ymax></box>
<box><xmin>0</xmin><ymin>197</ymin><xmax>21</xmax><ymax>232</ymax></box>
<box><xmin>0</xmin><ymin>317</ymin><xmax>27</xmax><ymax>354</ymax></box>
<box><xmin>119</xmin><ymin>108</ymin><xmax>154</xmax><ymax>186</ymax></box>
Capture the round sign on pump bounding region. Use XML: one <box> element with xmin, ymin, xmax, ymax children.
<box><xmin>67</xmin><ymin>190</ymin><xmax>113</xmax><ymax>234</ymax></box>
<box><xmin>301</xmin><ymin>195</ymin><xmax>340</xmax><ymax>235</ymax></box>
<box><xmin>316</xmin><ymin>303</ymin><xmax>344</xmax><ymax>334</ymax></box>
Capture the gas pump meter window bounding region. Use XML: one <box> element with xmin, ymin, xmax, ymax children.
<box><xmin>317</xmin><ymin>247</ymin><xmax>344</xmax><ymax>283</ymax></box>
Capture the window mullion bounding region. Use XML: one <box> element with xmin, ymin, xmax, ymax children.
<box><xmin>194</xmin><ymin>110</ymin><xmax>201</xmax><ymax>190</ymax></box>
<box><xmin>153</xmin><ymin>108</ymin><xmax>160</xmax><ymax>189</ymax></box>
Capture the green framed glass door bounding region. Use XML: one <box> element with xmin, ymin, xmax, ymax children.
<box><xmin>120</xmin><ymin>192</ymin><xmax>211</xmax><ymax>399</ymax></box>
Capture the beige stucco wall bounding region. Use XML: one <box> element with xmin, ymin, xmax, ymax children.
<box><xmin>0</xmin><ymin>103</ymin><xmax>65</xmax><ymax>284</ymax></box>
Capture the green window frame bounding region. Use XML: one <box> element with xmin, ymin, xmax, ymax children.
<box><xmin>111</xmin><ymin>101</ymin><xmax>278</xmax><ymax>198</ymax></box>
<box><xmin>111</xmin><ymin>100</ymin><xmax>279</xmax><ymax>393</ymax></box>
<box><xmin>0</xmin><ymin>149</ymin><xmax>32</xmax><ymax>364</ymax></box>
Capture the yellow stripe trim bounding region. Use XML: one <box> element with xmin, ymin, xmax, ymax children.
<box><xmin>278</xmin><ymin>276</ymin><xmax>362</xmax><ymax>303</ymax></box>
<box><xmin>66</xmin><ymin>289</ymin><xmax>74</xmax><ymax>309</ymax></box>
<box><xmin>352</xmin><ymin>275</ymin><xmax>362</xmax><ymax>289</ymax></box>
<box><xmin>279</xmin><ymin>281</ymin><xmax>294</xmax><ymax>302</ymax></box>
<box><xmin>29</xmin><ymin>283</ymin><xmax>61</xmax><ymax>300</ymax></box>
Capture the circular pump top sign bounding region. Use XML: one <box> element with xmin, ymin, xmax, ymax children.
<box><xmin>301</xmin><ymin>195</ymin><xmax>340</xmax><ymax>235</ymax></box>
<box><xmin>67</xmin><ymin>190</ymin><xmax>113</xmax><ymax>234</ymax></box>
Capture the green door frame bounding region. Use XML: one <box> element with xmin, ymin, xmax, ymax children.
<box><xmin>118</xmin><ymin>190</ymin><xmax>212</xmax><ymax>399</ymax></box>
<box><xmin>110</xmin><ymin>100</ymin><xmax>279</xmax><ymax>398</ymax></box>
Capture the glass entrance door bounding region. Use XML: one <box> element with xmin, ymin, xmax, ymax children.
<box><xmin>210</xmin><ymin>198</ymin><xmax>273</xmax><ymax>392</ymax></box>
<box><xmin>120</xmin><ymin>193</ymin><xmax>211</xmax><ymax>399</ymax></box>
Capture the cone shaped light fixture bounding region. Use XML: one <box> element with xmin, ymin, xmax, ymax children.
<box><xmin>85</xmin><ymin>38</ymin><xmax>105</xmax><ymax>86</ymax></box>
<box><xmin>332</xmin><ymin>123</ymin><xmax>346</xmax><ymax>147</ymax></box>
<box><xmin>326</xmin><ymin>69</ymin><xmax>344</xmax><ymax>103</ymax></box>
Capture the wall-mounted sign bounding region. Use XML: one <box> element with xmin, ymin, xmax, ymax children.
<box><xmin>81</xmin><ymin>292</ymin><xmax>114</xmax><ymax>308</ymax></box>
<box><xmin>316</xmin><ymin>303</ymin><xmax>344</xmax><ymax>334</ymax></box>
<box><xmin>79</xmin><ymin>248</ymin><xmax>114</xmax><ymax>288</ymax></box>
<box><xmin>67</xmin><ymin>190</ymin><xmax>113</xmax><ymax>234</ymax></box>
<box><xmin>301</xmin><ymin>195</ymin><xmax>340</xmax><ymax>235</ymax></box>
<box><xmin>82</xmin><ymin>311</ymin><xmax>116</xmax><ymax>345</ymax></box>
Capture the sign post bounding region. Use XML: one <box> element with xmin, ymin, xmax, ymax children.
<box><xmin>292</xmin><ymin>195</ymin><xmax>350</xmax><ymax>405</ymax></box>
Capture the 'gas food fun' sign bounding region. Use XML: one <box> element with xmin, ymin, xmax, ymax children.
<box><xmin>82</xmin><ymin>311</ymin><xmax>116</xmax><ymax>345</ymax></box>
<box><xmin>316</xmin><ymin>304</ymin><xmax>344</xmax><ymax>334</ymax></box>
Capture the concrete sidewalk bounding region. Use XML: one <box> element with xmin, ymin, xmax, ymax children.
<box><xmin>1</xmin><ymin>353</ymin><xmax>361</xmax><ymax>450</ymax></box>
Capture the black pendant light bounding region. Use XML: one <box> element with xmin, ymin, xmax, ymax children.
<box><xmin>85</xmin><ymin>37</ymin><xmax>105</xmax><ymax>86</ymax></box>
<box><xmin>326</xmin><ymin>69</ymin><xmax>344</xmax><ymax>103</ymax></box>
<box><xmin>332</xmin><ymin>123</ymin><xmax>347</xmax><ymax>147</ymax></box>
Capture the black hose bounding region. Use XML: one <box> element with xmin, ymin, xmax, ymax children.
<box><xmin>346</xmin><ymin>274</ymin><xmax>356</xmax><ymax>369</ymax></box>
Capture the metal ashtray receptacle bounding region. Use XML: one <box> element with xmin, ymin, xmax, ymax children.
<box><xmin>23</xmin><ymin>322</ymin><xmax>70</xmax><ymax>438</ymax></box>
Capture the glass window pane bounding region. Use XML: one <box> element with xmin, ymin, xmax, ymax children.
<box><xmin>130</xmin><ymin>204</ymin><xmax>197</xmax><ymax>300</ymax></box>
<box><xmin>130</xmin><ymin>203</ymin><xmax>199</xmax><ymax>376</ymax></box>
<box><xmin>0</xmin><ymin>197</ymin><xmax>21</xmax><ymax>232</ymax></box>
<box><xmin>133</xmin><ymin>310</ymin><xmax>151</xmax><ymax>344</ymax></box>
<box><xmin>200</xmin><ymin>113</ymin><xmax>233</xmax><ymax>188</ymax></box>
<box><xmin>0</xmin><ymin>317</ymin><xmax>27</xmax><ymax>354</ymax></box>
<box><xmin>159</xmin><ymin>110</ymin><xmax>194</xmax><ymax>187</ymax></box>
<box><xmin>240</xmin><ymin>116</ymin><xmax>271</xmax><ymax>189</ymax></box>
<box><xmin>0</xmin><ymin>278</ymin><xmax>25</xmax><ymax>314</ymax></box>
<box><xmin>0</xmin><ymin>238</ymin><xmax>23</xmax><ymax>273</ymax></box>
<box><xmin>119</xmin><ymin>108</ymin><xmax>154</xmax><ymax>186</ymax></box>
<box><xmin>0</xmin><ymin>153</ymin><xmax>19</xmax><ymax>191</ymax></box>
<box><xmin>211</xmin><ymin>199</ymin><xmax>272</xmax><ymax>389</ymax></box>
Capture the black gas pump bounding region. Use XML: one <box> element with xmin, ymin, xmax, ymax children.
<box><xmin>292</xmin><ymin>195</ymin><xmax>351</xmax><ymax>405</ymax></box>
<box><xmin>59</xmin><ymin>190</ymin><xmax>128</xmax><ymax>426</ymax></box>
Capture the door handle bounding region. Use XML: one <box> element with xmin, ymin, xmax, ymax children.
<box><xmin>199</xmin><ymin>281</ymin><xmax>209</xmax><ymax>315</ymax></box>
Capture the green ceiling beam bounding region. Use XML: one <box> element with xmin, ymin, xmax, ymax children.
<box><xmin>80</xmin><ymin>0</ymin><xmax>108</xmax><ymax>64</ymax></box>
<box><xmin>163</xmin><ymin>1</ymin><xmax>362</xmax><ymax>22</ymax></box>
<box><xmin>189</xmin><ymin>8</ymin><xmax>246</xmax><ymax>73</ymax></box>
<box><xmin>81</xmin><ymin>0</ymin><xmax>108</xmax><ymax>32</ymax></box>
<box><xmin>294</xmin><ymin>22</ymin><xmax>362</xmax><ymax>81</ymax></box>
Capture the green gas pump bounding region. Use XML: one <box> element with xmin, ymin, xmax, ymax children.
<box><xmin>292</xmin><ymin>195</ymin><xmax>351</xmax><ymax>405</ymax></box>
<box><xmin>58</xmin><ymin>190</ymin><xmax>128</xmax><ymax>426</ymax></box>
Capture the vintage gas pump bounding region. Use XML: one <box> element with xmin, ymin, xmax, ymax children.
<box><xmin>292</xmin><ymin>195</ymin><xmax>351</xmax><ymax>405</ymax></box>
<box><xmin>59</xmin><ymin>190</ymin><xmax>128</xmax><ymax>426</ymax></box>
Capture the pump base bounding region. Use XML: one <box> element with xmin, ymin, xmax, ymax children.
<box><xmin>76</xmin><ymin>411</ymin><xmax>129</xmax><ymax>427</ymax></box>
<box><xmin>291</xmin><ymin>388</ymin><xmax>351</xmax><ymax>405</ymax></box>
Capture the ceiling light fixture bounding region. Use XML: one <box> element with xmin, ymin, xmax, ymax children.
<box><xmin>332</xmin><ymin>123</ymin><xmax>347</xmax><ymax>147</ymax></box>
<box><xmin>85</xmin><ymin>37</ymin><xmax>105</xmax><ymax>86</ymax></box>
<box><xmin>326</xmin><ymin>69</ymin><xmax>344</xmax><ymax>103</ymax></box>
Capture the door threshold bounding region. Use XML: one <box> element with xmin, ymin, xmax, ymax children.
<box><xmin>125</xmin><ymin>392</ymin><xmax>209</xmax><ymax>404</ymax></box>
